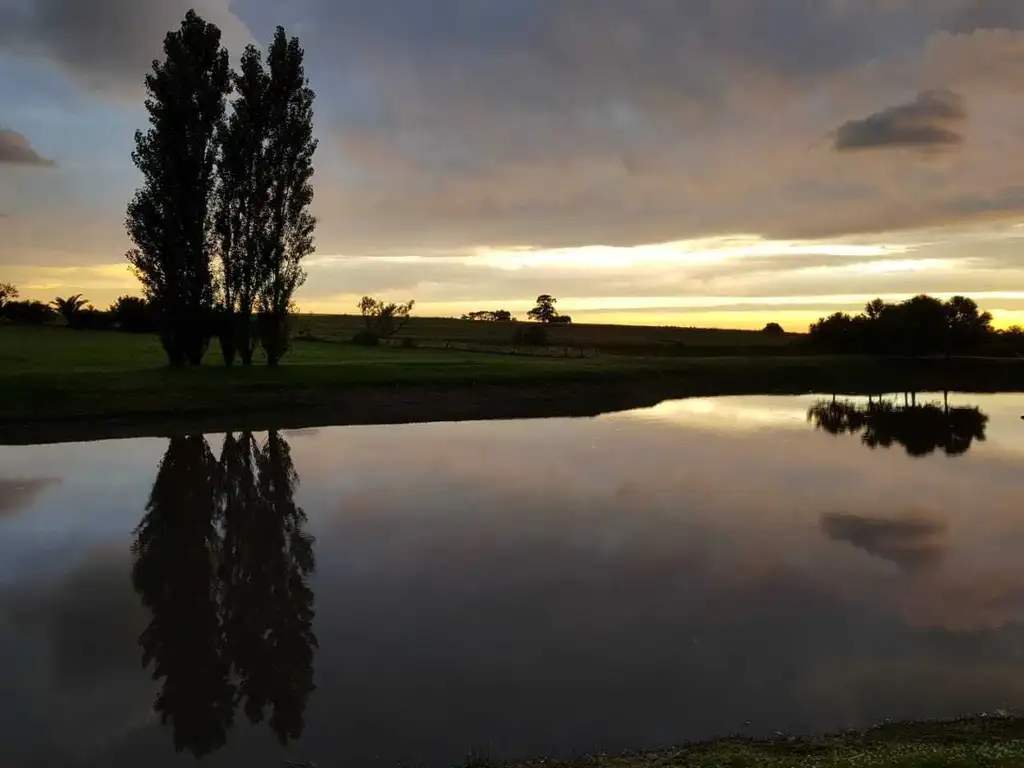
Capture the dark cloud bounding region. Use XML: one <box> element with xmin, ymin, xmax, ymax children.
<box><xmin>0</xmin><ymin>0</ymin><xmax>250</xmax><ymax>96</ymax></box>
<box><xmin>0</xmin><ymin>478</ymin><xmax>58</xmax><ymax>517</ymax></box>
<box><xmin>0</xmin><ymin>128</ymin><xmax>55</xmax><ymax>166</ymax></box>
<box><xmin>821</xmin><ymin>513</ymin><xmax>948</xmax><ymax>572</ymax></box>
<box><xmin>834</xmin><ymin>90</ymin><xmax>968</xmax><ymax>151</ymax></box>
<box><xmin>7</xmin><ymin>0</ymin><xmax>1024</xmax><ymax>255</ymax></box>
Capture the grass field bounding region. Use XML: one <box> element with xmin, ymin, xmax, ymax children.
<box><xmin>513</xmin><ymin>717</ymin><xmax>1024</xmax><ymax>768</ymax></box>
<box><xmin>5</xmin><ymin>323</ymin><xmax>1024</xmax><ymax>443</ymax></box>
<box><xmin>294</xmin><ymin>313</ymin><xmax>803</xmax><ymax>355</ymax></box>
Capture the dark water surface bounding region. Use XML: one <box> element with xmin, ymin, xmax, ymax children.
<box><xmin>2</xmin><ymin>393</ymin><xmax>1024</xmax><ymax>766</ymax></box>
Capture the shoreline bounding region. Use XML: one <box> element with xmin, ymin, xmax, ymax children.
<box><xmin>504</xmin><ymin>716</ymin><xmax>1024</xmax><ymax>768</ymax></box>
<box><xmin>4</xmin><ymin>355</ymin><xmax>1024</xmax><ymax>445</ymax></box>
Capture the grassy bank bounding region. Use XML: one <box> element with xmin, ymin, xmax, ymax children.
<box><xmin>510</xmin><ymin>717</ymin><xmax>1024</xmax><ymax>768</ymax></box>
<box><xmin>4</xmin><ymin>326</ymin><xmax>1024</xmax><ymax>444</ymax></box>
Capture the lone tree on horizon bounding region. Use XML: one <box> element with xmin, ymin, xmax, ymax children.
<box><xmin>126</xmin><ymin>10</ymin><xmax>231</xmax><ymax>367</ymax></box>
<box><xmin>528</xmin><ymin>294</ymin><xmax>560</xmax><ymax>323</ymax></box>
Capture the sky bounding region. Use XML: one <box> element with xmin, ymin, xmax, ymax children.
<box><xmin>3</xmin><ymin>1</ymin><xmax>1024</xmax><ymax>329</ymax></box>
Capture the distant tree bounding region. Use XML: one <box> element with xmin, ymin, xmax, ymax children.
<box><xmin>110</xmin><ymin>295</ymin><xmax>158</xmax><ymax>333</ymax></box>
<box><xmin>810</xmin><ymin>294</ymin><xmax>994</xmax><ymax>357</ymax></box>
<box><xmin>0</xmin><ymin>282</ymin><xmax>18</xmax><ymax>313</ymax></box>
<box><xmin>2</xmin><ymin>300</ymin><xmax>56</xmax><ymax>325</ymax></box>
<box><xmin>462</xmin><ymin>310</ymin><xmax>514</xmax><ymax>322</ymax></box>
<box><xmin>51</xmin><ymin>294</ymin><xmax>89</xmax><ymax>328</ymax></box>
<box><xmin>945</xmin><ymin>295</ymin><xmax>992</xmax><ymax>356</ymax></box>
<box><xmin>762</xmin><ymin>322</ymin><xmax>785</xmax><ymax>335</ymax></box>
<box><xmin>357</xmin><ymin>296</ymin><xmax>415</xmax><ymax>339</ymax></box>
<box><xmin>809</xmin><ymin>312</ymin><xmax>858</xmax><ymax>353</ymax></box>
<box><xmin>255</xmin><ymin>27</ymin><xmax>318</xmax><ymax>367</ymax></box>
<box><xmin>126</xmin><ymin>10</ymin><xmax>232</xmax><ymax>367</ymax></box>
<box><xmin>527</xmin><ymin>294</ymin><xmax>560</xmax><ymax>323</ymax></box>
<box><xmin>864</xmin><ymin>298</ymin><xmax>887</xmax><ymax>321</ymax></box>
<box><xmin>549</xmin><ymin>315</ymin><xmax>573</xmax><ymax>325</ymax></box>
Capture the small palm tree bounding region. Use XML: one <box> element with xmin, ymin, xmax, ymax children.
<box><xmin>51</xmin><ymin>294</ymin><xmax>89</xmax><ymax>328</ymax></box>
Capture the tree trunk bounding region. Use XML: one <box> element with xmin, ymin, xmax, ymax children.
<box><xmin>217</xmin><ymin>310</ymin><xmax>237</xmax><ymax>367</ymax></box>
<box><xmin>236</xmin><ymin>312</ymin><xmax>255</xmax><ymax>366</ymax></box>
<box><xmin>257</xmin><ymin>311</ymin><xmax>289</xmax><ymax>367</ymax></box>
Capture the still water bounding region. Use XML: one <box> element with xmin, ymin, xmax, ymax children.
<box><xmin>1</xmin><ymin>393</ymin><xmax>1024</xmax><ymax>766</ymax></box>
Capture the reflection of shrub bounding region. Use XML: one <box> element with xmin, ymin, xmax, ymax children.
<box><xmin>513</xmin><ymin>324</ymin><xmax>548</xmax><ymax>346</ymax></box>
<box><xmin>352</xmin><ymin>329</ymin><xmax>380</xmax><ymax>347</ymax></box>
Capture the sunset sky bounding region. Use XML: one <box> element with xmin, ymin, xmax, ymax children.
<box><xmin>3</xmin><ymin>1</ymin><xmax>1024</xmax><ymax>329</ymax></box>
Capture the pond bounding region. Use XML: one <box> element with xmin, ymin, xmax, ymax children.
<box><xmin>1</xmin><ymin>393</ymin><xmax>1024</xmax><ymax>766</ymax></box>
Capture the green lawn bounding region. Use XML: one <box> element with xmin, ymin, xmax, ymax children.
<box><xmin>5</xmin><ymin>325</ymin><xmax>1024</xmax><ymax>443</ymax></box>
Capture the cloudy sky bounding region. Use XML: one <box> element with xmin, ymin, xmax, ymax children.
<box><xmin>3</xmin><ymin>1</ymin><xmax>1024</xmax><ymax>328</ymax></box>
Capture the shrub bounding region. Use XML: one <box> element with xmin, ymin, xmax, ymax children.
<box><xmin>109</xmin><ymin>296</ymin><xmax>158</xmax><ymax>333</ymax></box>
<box><xmin>2</xmin><ymin>300</ymin><xmax>57</xmax><ymax>325</ymax></box>
<box><xmin>351</xmin><ymin>329</ymin><xmax>380</xmax><ymax>347</ymax></box>
<box><xmin>513</xmin><ymin>324</ymin><xmax>549</xmax><ymax>347</ymax></box>
<box><xmin>763</xmin><ymin>322</ymin><xmax>785</xmax><ymax>335</ymax></box>
<box><xmin>75</xmin><ymin>308</ymin><xmax>116</xmax><ymax>331</ymax></box>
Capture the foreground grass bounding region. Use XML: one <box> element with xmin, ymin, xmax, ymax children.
<box><xmin>4</xmin><ymin>326</ymin><xmax>1024</xmax><ymax>442</ymax></box>
<box><xmin>508</xmin><ymin>718</ymin><xmax>1024</xmax><ymax>768</ymax></box>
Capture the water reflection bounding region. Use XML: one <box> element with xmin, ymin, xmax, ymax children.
<box><xmin>820</xmin><ymin>513</ymin><xmax>948</xmax><ymax>572</ymax></box>
<box><xmin>131</xmin><ymin>431</ymin><xmax>316</xmax><ymax>757</ymax></box>
<box><xmin>807</xmin><ymin>392</ymin><xmax>989</xmax><ymax>457</ymax></box>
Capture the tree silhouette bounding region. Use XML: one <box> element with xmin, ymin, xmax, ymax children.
<box><xmin>133</xmin><ymin>431</ymin><xmax>317</xmax><ymax>757</ymax></box>
<box><xmin>126</xmin><ymin>11</ymin><xmax>232</xmax><ymax>367</ymax></box>
<box><xmin>527</xmin><ymin>294</ymin><xmax>559</xmax><ymax>323</ymax></box>
<box><xmin>256</xmin><ymin>28</ymin><xmax>319</xmax><ymax>367</ymax></box>
<box><xmin>51</xmin><ymin>294</ymin><xmax>89</xmax><ymax>328</ymax></box>
<box><xmin>809</xmin><ymin>294</ymin><xmax>995</xmax><ymax>356</ymax></box>
<box><xmin>807</xmin><ymin>394</ymin><xmax>988</xmax><ymax>458</ymax></box>
<box><xmin>109</xmin><ymin>295</ymin><xmax>157</xmax><ymax>333</ymax></box>
<box><xmin>0</xmin><ymin>282</ymin><xmax>18</xmax><ymax>312</ymax></box>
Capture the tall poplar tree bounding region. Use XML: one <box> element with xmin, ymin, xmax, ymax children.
<box><xmin>215</xmin><ymin>45</ymin><xmax>270</xmax><ymax>366</ymax></box>
<box><xmin>257</xmin><ymin>27</ymin><xmax>318</xmax><ymax>367</ymax></box>
<box><xmin>127</xmin><ymin>11</ymin><xmax>231</xmax><ymax>366</ymax></box>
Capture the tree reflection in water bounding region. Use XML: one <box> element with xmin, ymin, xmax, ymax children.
<box><xmin>132</xmin><ymin>431</ymin><xmax>316</xmax><ymax>757</ymax></box>
<box><xmin>807</xmin><ymin>392</ymin><xmax>988</xmax><ymax>458</ymax></box>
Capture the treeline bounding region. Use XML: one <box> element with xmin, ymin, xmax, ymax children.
<box><xmin>0</xmin><ymin>285</ymin><xmax>159</xmax><ymax>333</ymax></box>
<box><xmin>125</xmin><ymin>12</ymin><xmax>317</xmax><ymax>367</ymax></box>
<box><xmin>809</xmin><ymin>295</ymin><xmax>997</xmax><ymax>356</ymax></box>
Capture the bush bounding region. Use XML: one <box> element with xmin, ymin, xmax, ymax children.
<box><xmin>351</xmin><ymin>329</ymin><xmax>380</xmax><ymax>347</ymax></box>
<box><xmin>75</xmin><ymin>308</ymin><xmax>116</xmax><ymax>331</ymax></box>
<box><xmin>109</xmin><ymin>296</ymin><xmax>158</xmax><ymax>333</ymax></box>
<box><xmin>513</xmin><ymin>324</ymin><xmax>549</xmax><ymax>347</ymax></box>
<box><xmin>2</xmin><ymin>300</ymin><xmax>57</xmax><ymax>325</ymax></box>
<box><xmin>763</xmin><ymin>322</ymin><xmax>785</xmax><ymax>335</ymax></box>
